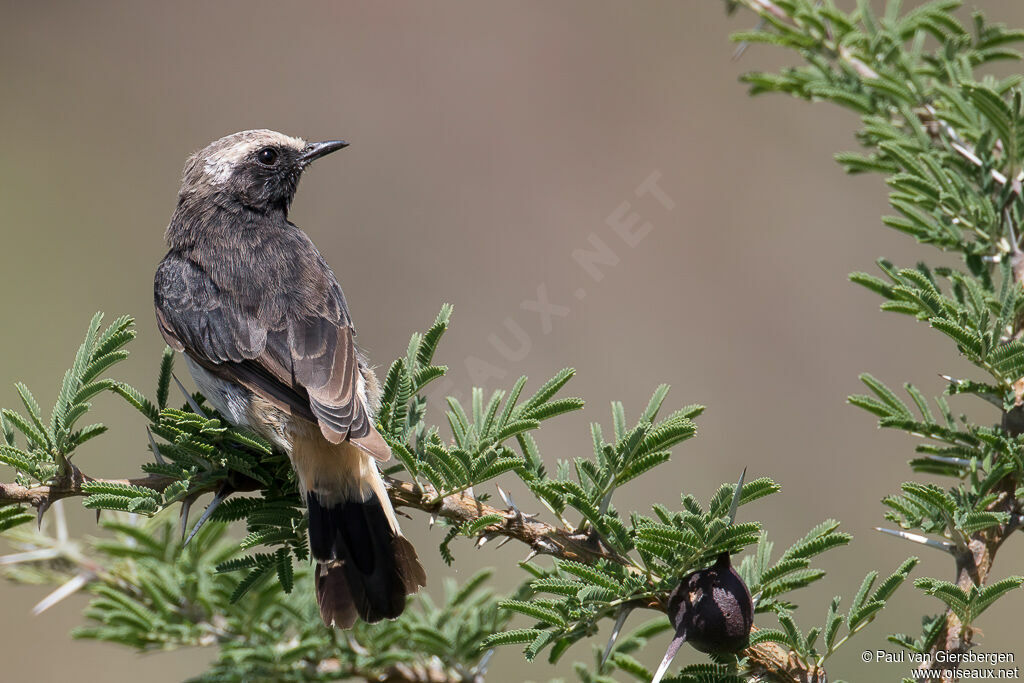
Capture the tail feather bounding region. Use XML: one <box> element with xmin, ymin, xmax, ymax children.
<box><xmin>293</xmin><ymin>428</ymin><xmax>425</xmax><ymax>627</ymax></box>
<box><xmin>315</xmin><ymin>563</ymin><xmax>357</xmax><ymax>629</ymax></box>
<box><xmin>394</xmin><ymin>535</ymin><xmax>428</xmax><ymax>594</ymax></box>
<box><xmin>307</xmin><ymin>492</ymin><xmax>414</xmax><ymax>622</ymax></box>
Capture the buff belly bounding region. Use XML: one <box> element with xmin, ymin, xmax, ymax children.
<box><xmin>182</xmin><ymin>356</ymin><xmax>365</xmax><ymax>502</ymax></box>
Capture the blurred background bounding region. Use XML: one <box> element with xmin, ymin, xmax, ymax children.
<box><xmin>2</xmin><ymin>1</ymin><xmax>1023</xmax><ymax>680</ymax></box>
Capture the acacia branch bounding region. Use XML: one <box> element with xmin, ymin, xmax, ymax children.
<box><xmin>0</xmin><ymin>464</ymin><xmax>818</xmax><ymax>683</ymax></box>
<box><xmin>387</xmin><ymin>475</ymin><xmax>822</xmax><ymax>683</ymax></box>
<box><xmin>0</xmin><ymin>473</ymin><xmax>178</xmax><ymax>509</ymax></box>
<box><xmin>385</xmin><ymin>476</ymin><xmax>621</xmax><ymax>566</ymax></box>
<box><xmin>0</xmin><ymin>470</ymin><xmax>615</xmax><ymax>564</ymax></box>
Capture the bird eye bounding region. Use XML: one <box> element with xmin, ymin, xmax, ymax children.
<box><xmin>256</xmin><ymin>147</ymin><xmax>279</xmax><ymax>166</ymax></box>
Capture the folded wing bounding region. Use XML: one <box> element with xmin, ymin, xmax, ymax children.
<box><xmin>154</xmin><ymin>253</ymin><xmax>389</xmax><ymax>460</ymax></box>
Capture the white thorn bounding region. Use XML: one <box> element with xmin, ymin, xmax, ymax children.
<box><xmin>184</xmin><ymin>488</ymin><xmax>227</xmax><ymax>547</ymax></box>
<box><xmin>146</xmin><ymin>427</ymin><xmax>166</xmax><ymax>465</ymax></box>
<box><xmin>951</xmin><ymin>142</ymin><xmax>983</xmax><ymax>167</ymax></box>
<box><xmin>925</xmin><ymin>454</ymin><xmax>973</xmax><ymax>468</ymax></box>
<box><xmin>497</xmin><ymin>485</ymin><xmax>514</xmax><ymax>509</ymax></box>
<box><xmin>727</xmin><ymin>467</ymin><xmax>747</xmax><ymax>525</ymax></box>
<box><xmin>1007</xmin><ymin>209</ymin><xmax>1021</xmax><ymax>253</ymax></box>
<box><xmin>173</xmin><ymin>374</ymin><xmax>207</xmax><ymax>417</ymax></box>
<box><xmin>731</xmin><ymin>17</ymin><xmax>767</xmax><ymax>61</ymax></box>
<box><xmin>475</xmin><ymin>648</ymin><xmax>495</xmax><ymax>676</ymax></box>
<box><xmin>32</xmin><ymin>571</ymin><xmax>91</xmax><ymax>615</ymax></box>
<box><xmin>938</xmin><ymin>509</ymin><xmax>970</xmax><ymax>555</ymax></box>
<box><xmin>179</xmin><ymin>498</ymin><xmax>193</xmax><ymax>541</ymax></box>
<box><xmin>0</xmin><ymin>548</ymin><xmax>60</xmax><ymax>566</ymax></box>
<box><xmin>535</xmin><ymin>537</ymin><xmax>559</xmax><ymax>553</ymax></box>
<box><xmin>650</xmin><ymin>631</ymin><xmax>687</xmax><ymax>683</ymax></box>
<box><xmin>875</xmin><ymin>527</ymin><xmax>955</xmax><ymax>554</ymax></box>
<box><xmin>53</xmin><ymin>500</ymin><xmax>68</xmax><ymax>544</ymax></box>
<box><xmin>600</xmin><ymin>605</ymin><xmax>633</xmax><ymax>669</ymax></box>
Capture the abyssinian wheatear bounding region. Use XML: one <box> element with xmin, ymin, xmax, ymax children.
<box><xmin>154</xmin><ymin>130</ymin><xmax>425</xmax><ymax>627</ymax></box>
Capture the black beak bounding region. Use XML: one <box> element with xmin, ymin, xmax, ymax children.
<box><xmin>299</xmin><ymin>140</ymin><xmax>349</xmax><ymax>164</ymax></box>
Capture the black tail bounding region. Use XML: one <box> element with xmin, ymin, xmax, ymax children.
<box><xmin>307</xmin><ymin>492</ymin><xmax>424</xmax><ymax>627</ymax></box>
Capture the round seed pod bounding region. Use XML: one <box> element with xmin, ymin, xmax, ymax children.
<box><xmin>667</xmin><ymin>551</ymin><xmax>753</xmax><ymax>654</ymax></box>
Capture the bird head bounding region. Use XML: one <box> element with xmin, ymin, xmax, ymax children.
<box><xmin>179</xmin><ymin>129</ymin><xmax>348</xmax><ymax>214</ymax></box>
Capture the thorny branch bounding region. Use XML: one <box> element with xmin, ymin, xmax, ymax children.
<box><xmin>386</xmin><ymin>477</ymin><xmax>625</xmax><ymax>567</ymax></box>
<box><xmin>0</xmin><ymin>472</ymin><xmax>176</xmax><ymax>515</ymax></box>
<box><xmin>0</xmin><ymin>458</ymin><xmax>823</xmax><ymax>683</ymax></box>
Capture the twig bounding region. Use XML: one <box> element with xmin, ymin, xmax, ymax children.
<box><xmin>0</xmin><ymin>474</ymin><xmax>178</xmax><ymax>508</ymax></box>
<box><xmin>386</xmin><ymin>476</ymin><xmax>616</xmax><ymax>567</ymax></box>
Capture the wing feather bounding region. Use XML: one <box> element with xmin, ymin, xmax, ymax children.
<box><xmin>154</xmin><ymin>250</ymin><xmax>389</xmax><ymax>459</ymax></box>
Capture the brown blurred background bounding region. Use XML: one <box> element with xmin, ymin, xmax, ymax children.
<box><xmin>2</xmin><ymin>2</ymin><xmax>1023</xmax><ymax>681</ymax></box>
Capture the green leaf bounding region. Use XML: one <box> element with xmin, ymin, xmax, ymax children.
<box><xmin>274</xmin><ymin>548</ymin><xmax>294</xmax><ymax>593</ymax></box>
<box><xmin>112</xmin><ymin>384</ymin><xmax>159</xmax><ymax>422</ymax></box>
<box><xmin>14</xmin><ymin>383</ymin><xmax>50</xmax><ymax>446</ymax></box>
<box><xmin>481</xmin><ymin>629</ymin><xmax>545</xmax><ymax>648</ymax></box>
<box><xmin>915</xmin><ymin>578</ymin><xmax>970</xmax><ymax>622</ymax></box>
<box><xmin>0</xmin><ymin>445</ymin><xmax>37</xmax><ymax>474</ymax></box>
<box><xmin>556</xmin><ymin>560</ymin><xmax>622</xmax><ymax>592</ymax></box>
<box><xmin>963</xmin><ymin>84</ymin><xmax>1018</xmax><ymax>162</ymax></box>
<box><xmin>461</xmin><ymin>513</ymin><xmax>504</xmax><ymax>537</ymax></box>
<box><xmin>498</xmin><ymin>599</ymin><xmax>567</xmax><ymax>627</ymax></box>
<box><xmin>522</xmin><ymin>368</ymin><xmax>576</xmax><ymax>410</ymax></box>
<box><xmin>641</xmin><ymin>384</ymin><xmax>671</xmax><ymax>422</ymax></box>
<box><xmin>229</xmin><ymin>563</ymin><xmax>274</xmax><ymax>603</ymax></box>
<box><xmin>156</xmin><ymin>347</ymin><xmax>175</xmax><ymax>410</ymax></box>
<box><xmin>973</xmin><ymin>576</ymin><xmax>1024</xmax><ymax>618</ymax></box>
<box><xmin>0</xmin><ymin>506</ymin><xmax>34</xmax><ymax>533</ymax></box>
<box><xmin>2</xmin><ymin>409</ymin><xmax>48</xmax><ymax>450</ymax></box>
<box><xmin>81</xmin><ymin>481</ymin><xmax>159</xmax><ymax>498</ymax></box>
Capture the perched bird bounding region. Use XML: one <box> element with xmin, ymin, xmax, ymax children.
<box><xmin>154</xmin><ymin>129</ymin><xmax>426</xmax><ymax>627</ymax></box>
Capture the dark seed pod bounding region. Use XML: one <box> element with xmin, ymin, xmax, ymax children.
<box><xmin>667</xmin><ymin>551</ymin><xmax>753</xmax><ymax>654</ymax></box>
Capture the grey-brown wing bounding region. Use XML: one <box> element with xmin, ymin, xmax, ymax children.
<box><xmin>154</xmin><ymin>253</ymin><xmax>383</xmax><ymax>452</ymax></box>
